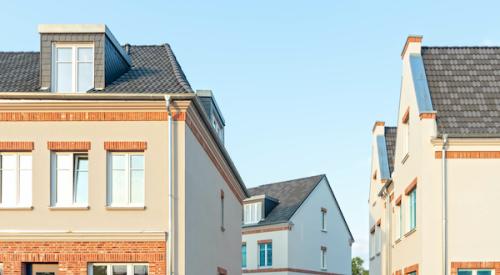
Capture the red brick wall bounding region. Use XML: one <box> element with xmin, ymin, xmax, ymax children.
<box><xmin>0</xmin><ymin>241</ymin><xmax>166</xmax><ymax>275</ymax></box>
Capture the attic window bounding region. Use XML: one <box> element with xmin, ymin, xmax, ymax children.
<box><xmin>53</xmin><ymin>44</ymin><xmax>94</xmax><ymax>93</ymax></box>
<box><xmin>244</xmin><ymin>202</ymin><xmax>262</xmax><ymax>224</ymax></box>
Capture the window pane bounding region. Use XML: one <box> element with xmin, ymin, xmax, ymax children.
<box><xmin>130</xmin><ymin>170</ymin><xmax>144</xmax><ymax>204</ymax></box>
<box><xmin>2</xmin><ymin>155</ymin><xmax>16</xmax><ymax>169</ymax></box>
<box><xmin>112</xmin><ymin>265</ymin><xmax>127</xmax><ymax>275</ymax></box>
<box><xmin>56</xmin><ymin>154</ymin><xmax>73</xmax><ymax>205</ymax></box>
<box><xmin>75</xmin><ymin>156</ymin><xmax>88</xmax><ymax>204</ymax></box>
<box><xmin>77</xmin><ymin>62</ymin><xmax>93</xmax><ymax>92</ymax></box>
<box><xmin>259</xmin><ymin>244</ymin><xmax>265</xmax><ymax>266</ymax></box>
<box><xmin>478</xmin><ymin>271</ymin><xmax>492</xmax><ymax>275</ymax></box>
<box><xmin>242</xmin><ymin>245</ymin><xmax>247</xmax><ymax>268</ymax></box>
<box><xmin>134</xmin><ymin>265</ymin><xmax>148</xmax><ymax>275</ymax></box>
<box><xmin>130</xmin><ymin>155</ymin><xmax>144</xmax><ymax>170</ymax></box>
<box><xmin>92</xmin><ymin>266</ymin><xmax>107</xmax><ymax>275</ymax></box>
<box><xmin>57</xmin><ymin>62</ymin><xmax>73</xmax><ymax>92</ymax></box>
<box><xmin>112</xmin><ymin>155</ymin><xmax>126</xmax><ymax>169</ymax></box>
<box><xmin>57</xmin><ymin>48</ymin><xmax>72</xmax><ymax>62</ymax></box>
<box><xmin>457</xmin><ymin>271</ymin><xmax>472</xmax><ymax>275</ymax></box>
<box><xmin>267</xmin><ymin>243</ymin><xmax>272</xmax><ymax>266</ymax></box>
<box><xmin>57</xmin><ymin>154</ymin><xmax>73</xmax><ymax>170</ymax></box>
<box><xmin>1</xmin><ymin>155</ymin><xmax>16</xmax><ymax>206</ymax></box>
<box><xmin>19</xmin><ymin>155</ymin><xmax>32</xmax><ymax>169</ymax></box>
<box><xmin>77</xmin><ymin>48</ymin><xmax>93</xmax><ymax>62</ymax></box>
<box><xmin>112</xmin><ymin>170</ymin><xmax>127</xmax><ymax>204</ymax></box>
<box><xmin>19</xmin><ymin>170</ymin><xmax>32</xmax><ymax>205</ymax></box>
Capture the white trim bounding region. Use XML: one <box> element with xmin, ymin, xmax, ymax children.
<box><xmin>52</xmin><ymin>43</ymin><xmax>94</xmax><ymax>93</ymax></box>
<box><xmin>88</xmin><ymin>263</ymin><xmax>149</xmax><ymax>275</ymax></box>
<box><xmin>51</xmin><ymin>152</ymin><xmax>89</xmax><ymax>207</ymax></box>
<box><xmin>0</xmin><ymin>153</ymin><xmax>32</xmax><ymax>208</ymax></box>
<box><xmin>107</xmin><ymin>152</ymin><xmax>145</xmax><ymax>207</ymax></box>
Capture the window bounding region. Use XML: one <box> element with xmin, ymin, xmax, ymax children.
<box><xmin>242</xmin><ymin>243</ymin><xmax>247</xmax><ymax>268</ymax></box>
<box><xmin>88</xmin><ymin>264</ymin><xmax>148</xmax><ymax>275</ymax></box>
<box><xmin>369</xmin><ymin>229</ymin><xmax>375</xmax><ymax>258</ymax></box>
<box><xmin>394</xmin><ymin>204</ymin><xmax>402</xmax><ymax>241</ymax></box>
<box><xmin>51</xmin><ymin>153</ymin><xmax>88</xmax><ymax>206</ymax></box>
<box><xmin>220</xmin><ymin>190</ymin><xmax>225</xmax><ymax>231</ymax></box>
<box><xmin>375</xmin><ymin>226</ymin><xmax>381</xmax><ymax>254</ymax></box>
<box><xmin>320</xmin><ymin>246</ymin><xmax>327</xmax><ymax>270</ymax></box>
<box><xmin>458</xmin><ymin>271</ymin><xmax>494</xmax><ymax>275</ymax></box>
<box><xmin>108</xmin><ymin>153</ymin><xmax>145</xmax><ymax>206</ymax></box>
<box><xmin>0</xmin><ymin>153</ymin><xmax>32</xmax><ymax>207</ymax></box>
<box><xmin>258</xmin><ymin>242</ymin><xmax>272</xmax><ymax>267</ymax></box>
<box><xmin>408</xmin><ymin>188</ymin><xmax>416</xmax><ymax>231</ymax></box>
<box><xmin>408</xmin><ymin>272</ymin><xmax>417</xmax><ymax>275</ymax></box>
<box><xmin>0</xmin><ymin>263</ymin><xmax>3</xmax><ymax>275</ymax></box>
<box><xmin>244</xmin><ymin>202</ymin><xmax>262</xmax><ymax>224</ymax></box>
<box><xmin>321</xmin><ymin>207</ymin><xmax>327</xmax><ymax>231</ymax></box>
<box><xmin>53</xmin><ymin>44</ymin><xmax>94</xmax><ymax>93</ymax></box>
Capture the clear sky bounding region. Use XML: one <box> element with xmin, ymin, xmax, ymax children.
<box><xmin>2</xmin><ymin>0</ymin><xmax>500</xmax><ymax>267</ymax></box>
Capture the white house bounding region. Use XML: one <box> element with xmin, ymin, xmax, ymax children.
<box><xmin>241</xmin><ymin>175</ymin><xmax>354</xmax><ymax>275</ymax></box>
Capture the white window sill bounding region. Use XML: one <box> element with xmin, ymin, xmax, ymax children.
<box><xmin>50</xmin><ymin>206</ymin><xmax>89</xmax><ymax>210</ymax></box>
<box><xmin>402</xmin><ymin>153</ymin><xmax>409</xmax><ymax>164</ymax></box>
<box><xmin>321</xmin><ymin>268</ymin><xmax>328</xmax><ymax>271</ymax></box>
<box><xmin>0</xmin><ymin>206</ymin><xmax>33</xmax><ymax>210</ymax></box>
<box><xmin>106</xmin><ymin>205</ymin><xmax>146</xmax><ymax>210</ymax></box>
<box><xmin>404</xmin><ymin>228</ymin><xmax>416</xmax><ymax>237</ymax></box>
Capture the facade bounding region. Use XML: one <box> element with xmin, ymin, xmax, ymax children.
<box><xmin>369</xmin><ymin>36</ymin><xmax>500</xmax><ymax>275</ymax></box>
<box><xmin>0</xmin><ymin>24</ymin><xmax>248</xmax><ymax>275</ymax></box>
<box><xmin>241</xmin><ymin>175</ymin><xmax>354</xmax><ymax>275</ymax></box>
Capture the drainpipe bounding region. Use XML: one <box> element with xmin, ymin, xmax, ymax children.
<box><xmin>165</xmin><ymin>95</ymin><xmax>174</xmax><ymax>275</ymax></box>
<box><xmin>384</xmin><ymin>186</ymin><xmax>392</xmax><ymax>275</ymax></box>
<box><xmin>442</xmin><ymin>134</ymin><xmax>449</xmax><ymax>275</ymax></box>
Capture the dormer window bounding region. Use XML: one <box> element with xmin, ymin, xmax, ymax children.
<box><xmin>53</xmin><ymin>44</ymin><xmax>94</xmax><ymax>93</ymax></box>
<box><xmin>243</xmin><ymin>202</ymin><xmax>262</xmax><ymax>224</ymax></box>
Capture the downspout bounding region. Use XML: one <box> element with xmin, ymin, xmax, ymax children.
<box><xmin>165</xmin><ymin>95</ymin><xmax>174</xmax><ymax>275</ymax></box>
<box><xmin>442</xmin><ymin>134</ymin><xmax>449</xmax><ymax>275</ymax></box>
<box><xmin>384</xmin><ymin>185</ymin><xmax>392</xmax><ymax>275</ymax></box>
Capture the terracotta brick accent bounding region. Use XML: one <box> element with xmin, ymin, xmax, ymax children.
<box><xmin>402</xmin><ymin>107</ymin><xmax>410</xmax><ymax>123</ymax></box>
<box><xmin>377</xmin><ymin>219</ymin><xmax>381</xmax><ymax>226</ymax></box>
<box><xmin>419</xmin><ymin>112</ymin><xmax>436</xmax><ymax>119</ymax></box>
<box><xmin>403</xmin><ymin>263</ymin><xmax>419</xmax><ymax>274</ymax></box>
<box><xmin>171</xmin><ymin>111</ymin><xmax>186</xmax><ymax>121</ymax></box>
<box><xmin>242</xmin><ymin>225</ymin><xmax>291</xmax><ymax>235</ymax></box>
<box><xmin>220</xmin><ymin>189</ymin><xmax>225</xmax><ymax>199</ymax></box>
<box><xmin>451</xmin><ymin>262</ymin><xmax>500</xmax><ymax>275</ymax></box>
<box><xmin>401</xmin><ymin>35</ymin><xmax>423</xmax><ymax>58</ymax></box>
<box><xmin>372</xmin><ymin>170</ymin><xmax>377</xmax><ymax>180</ymax></box>
<box><xmin>257</xmin><ymin>239</ymin><xmax>272</xmax><ymax>244</ymax></box>
<box><xmin>390</xmin><ymin>193</ymin><xmax>394</xmax><ymax>202</ymax></box>
<box><xmin>405</xmin><ymin>177</ymin><xmax>417</xmax><ymax>195</ymax></box>
<box><xmin>104</xmin><ymin>141</ymin><xmax>147</xmax><ymax>152</ymax></box>
<box><xmin>0</xmin><ymin>241</ymin><xmax>166</xmax><ymax>275</ymax></box>
<box><xmin>0</xmin><ymin>142</ymin><xmax>34</xmax><ymax>152</ymax></box>
<box><xmin>435</xmin><ymin>151</ymin><xmax>500</xmax><ymax>159</ymax></box>
<box><xmin>395</xmin><ymin>195</ymin><xmax>402</xmax><ymax>206</ymax></box>
<box><xmin>395</xmin><ymin>270</ymin><xmax>402</xmax><ymax>275</ymax></box>
<box><xmin>243</xmin><ymin>267</ymin><xmax>342</xmax><ymax>274</ymax></box>
<box><xmin>0</xmin><ymin>112</ymin><xmax>168</xmax><ymax>121</ymax></box>
<box><xmin>47</xmin><ymin>141</ymin><xmax>91</xmax><ymax>151</ymax></box>
<box><xmin>372</xmin><ymin>121</ymin><xmax>385</xmax><ymax>132</ymax></box>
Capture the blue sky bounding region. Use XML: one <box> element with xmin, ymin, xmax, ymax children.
<box><xmin>2</xmin><ymin>0</ymin><xmax>500</xmax><ymax>267</ymax></box>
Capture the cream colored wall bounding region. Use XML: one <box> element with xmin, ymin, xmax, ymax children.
<box><xmin>242</xmin><ymin>229</ymin><xmax>289</xmax><ymax>271</ymax></box>
<box><xmin>184</xmin><ymin>126</ymin><xmax>243</xmax><ymax>275</ymax></box>
<box><xmin>0</xmin><ymin>118</ymin><xmax>169</xmax><ymax>233</ymax></box>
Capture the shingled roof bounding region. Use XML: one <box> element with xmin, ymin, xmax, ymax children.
<box><xmin>246</xmin><ymin>175</ymin><xmax>325</xmax><ymax>227</ymax></box>
<box><xmin>0</xmin><ymin>44</ymin><xmax>192</xmax><ymax>93</ymax></box>
<box><xmin>421</xmin><ymin>47</ymin><xmax>500</xmax><ymax>137</ymax></box>
<box><xmin>384</xmin><ymin>126</ymin><xmax>397</xmax><ymax>174</ymax></box>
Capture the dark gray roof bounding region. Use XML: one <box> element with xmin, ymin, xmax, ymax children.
<box><xmin>246</xmin><ymin>175</ymin><xmax>324</xmax><ymax>227</ymax></box>
<box><xmin>422</xmin><ymin>47</ymin><xmax>500</xmax><ymax>137</ymax></box>
<box><xmin>384</xmin><ymin>127</ymin><xmax>397</xmax><ymax>174</ymax></box>
<box><xmin>0</xmin><ymin>44</ymin><xmax>192</xmax><ymax>93</ymax></box>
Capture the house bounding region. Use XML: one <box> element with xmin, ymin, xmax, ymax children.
<box><xmin>241</xmin><ymin>175</ymin><xmax>354</xmax><ymax>275</ymax></box>
<box><xmin>369</xmin><ymin>35</ymin><xmax>500</xmax><ymax>275</ymax></box>
<box><xmin>0</xmin><ymin>24</ymin><xmax>248</xmax><ymax>275</ymax></box>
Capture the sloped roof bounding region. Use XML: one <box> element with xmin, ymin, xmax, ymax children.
<box><xmin>422</xmin><ymin>47</ymin><xmax>500</xmax><ymax>137</ymax></box>
<box><xmin>384</xmin><ymin>126</ymin><xmax>397</xmax><ymax>174</ymax></box>
<box><xmin>246</xmin><ymin>175</ymin><xmax>324</xmax><ymax>227</ymax></box>
<box><xmin>0</xmin><ymin>44</ymin><xmax>192</xmax><ymax>93</ymax></box>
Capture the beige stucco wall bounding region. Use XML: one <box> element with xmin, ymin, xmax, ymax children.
<box><xmin>0</xmin><ymin>116</ymin><xmax>169</xmax><ymax>233</ymax></box>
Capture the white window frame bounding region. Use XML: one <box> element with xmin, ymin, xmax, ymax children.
<box><xmin>52</xmin><ymin>43</ymin><xmax>94</xmax><ymax>93</ymax></box>
<box><xmin>407</xmin><ymin>188</ymin><xmax>417</xmax><ymax>232</ymax></box>
<box><xmin>370</xmin><ymin>230</ymin><xmax>375</xmax><ymax>258</ymax></box>
<box><xmin>0</xmin><ymin>153</ymin><xmax>32</xmax><ymax>208</ymax></box>
<box><xmin>458</xmin><ymin>270</ymin><xmax>495</xmax><ymax>275</ymax></box>
<box><xmin>0</xmin><ymin>263</ymin><xmax>3</xmax><ymax>275</ymax></box>
<box><xmin>258</xmin><ymin>242</ymin><xmax>272</xmax><ymax>267</ymax></box>
<box><xmin>321</xmin><ymin>210</ymin><xmax>327</xmax><ymax>231</ymax></box>
<box><xmin>242</xmin><ymin>243</ymin><xmax>247</xmax><ymax>269</ymax></box>
<box><xmin>244</xmin><ymin>202</ymin><xmax>262</xmax><ymax>224</ymax></box>
<box><xmin>51</xmin><ymin>152</ymin><xmax>88</xmax><ymax>207</ymax></box>
<box><xmin>394</xmin><ymin>204</ymin><xmax>402</xmax><ymax>242</ymax></box>
<box><xmin>88</xmin><ymin>263</ymin><xmax>148</xmax><ymax>275</ymax></box>
<box><xmin>375</xmin><ymin>226</ymin><xmax>381</xmax><ymax>254</ymax></box>
<box><xmin>107</xmin><ymin>153</ymin><xmax>145</xmax><ymax>207</ymax></box>
<box><xmin>320</xmin><ymin>248</ymin><xmax>327</xmax><ymax>270</ymax></box>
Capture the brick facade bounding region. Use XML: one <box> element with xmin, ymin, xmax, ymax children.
<box><xmin>0</xmin><ymin>241</ymin><xmax>166</xmax><ymax>275</ymax></box>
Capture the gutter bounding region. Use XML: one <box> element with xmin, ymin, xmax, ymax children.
<box><xmin>442</xmin><ymin>134</ymin><xmax>449</xmax><ymax>275</ymax></box>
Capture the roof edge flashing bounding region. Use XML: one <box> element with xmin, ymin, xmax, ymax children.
<box><xmin>409</xmin><ymin>53</ymin><xmax>434</xmax><ymax>114</ymax></box>
<box><xmin>376</xmin><ymin>135</ymin><xmax>391</xmax><ymax>180</ymax></box>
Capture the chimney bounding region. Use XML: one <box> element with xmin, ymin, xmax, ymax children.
<box><xmin>401</xmin><ymin>35</ymin><xmax>423</xmax><ymax>60</ymax></box>
<box><xmin>372</xmin><ymin>121</ymin><xmax>385</xmax><ymax>136</ymax></box>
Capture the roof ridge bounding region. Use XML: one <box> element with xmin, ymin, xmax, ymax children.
<box><xmin>422</xmin><ymin>46</ymin><xmax>500</xmax><ymax>49</ymax></box>
<box><xmin>251</xmin><ymin>174</ymin><xmax>325</xmax><ymax>189</ymax></box>
<box><xmin>162</xmin><ymin>43</ymin><xmax>193</xmax><ymax>93</ymax></box>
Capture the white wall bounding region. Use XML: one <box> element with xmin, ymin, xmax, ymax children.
<box><xmin>185</xmin><ymin>126</ymin><xmax>243</xmax><ymax>275</ymax></box>
<box><xmin>242</xmin><ymin>229</ymin><xmax>289</xmax><ymax>271</ymax></box>
<box><xmin>288</xmin><ymin>178</ymin><xmax>352</xmax><ymax>275</ymax></box>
